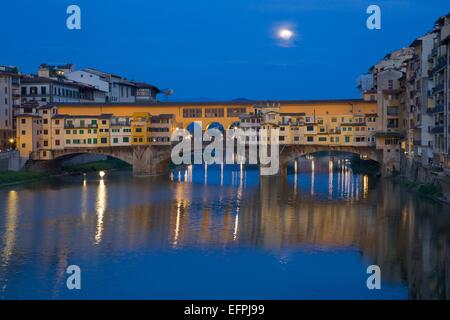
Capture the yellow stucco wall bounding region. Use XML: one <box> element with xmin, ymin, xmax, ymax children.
<box><xmin>56</xmin><ymin>101</ymin><xmax>377</xmax><ymax>131</ymax></box>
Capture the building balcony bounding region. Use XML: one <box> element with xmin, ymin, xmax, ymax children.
<box><xmin>432</xmin><ymin>56</ymin><xmax>447</xmax><ymax>73</ymax></box>
<box><xmin>432</xmin><ymin>82</ymin><xmax>445</xmax><ymax>94</ymax></box>
<box><xmin>430</xmin><ymin>126</ymin><xmax>444</xmax><ymax>134</ymax></box>
<box><xmin>387</xmin><ymin>110</ymin><xmax>399</xmax><ymax>116</ymax></box>
<box><xmin>111</xmin><ymin>121</ymin><xmax>131</xmax><ymax>127</ymax></box>
<box><xmin>432</xmin><ymin>104</ymin><xmax>445</xmax><ymax>113</ymax></box>
<box><xmin>64</xmin><ymin>124</ymin><xmax>98</xmax><ymax>129</ymax></box>
<box><xmin>431</xmin><ymin>47</ymin><xmax>438</xmax><ymax>58</ymax></box>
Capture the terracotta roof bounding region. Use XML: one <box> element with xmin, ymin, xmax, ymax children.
<box><xmin>15</xmin><ymin>114</ymin><xmax>41</xmax><ymax>118</ymax></box>
<box><xmin>280</xmin><ymin>112</ymin><xmax>306</xmax><ymax>116</ymax></box>
<box><xmin>134</xmin><ymin>82</ymin><xmax>161</xmax><ymax>91</ymax></box>
<box><xmin>55</xmin><ymin>99</ymin><xmax>373</xmax><ymax>108</ymax></box>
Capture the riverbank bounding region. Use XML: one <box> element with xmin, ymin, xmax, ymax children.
<box><xmin>398</xmin><ymin>158</ymin><xmax>450</xmax><ymax>205</ymax></box>
<box><xmin>0</xmin><ymin>158</ymin><xmax>132</xmax><ymax>187</ymax></box>
<box><xmin>0</xmin><ymin>171</ymin><xmax>50</xmax><ymax>187</ymax></box>
<box><xmin>396</xmin><ymin>178</ymin><xmax>446</xmax><ymax>204</ymax></box>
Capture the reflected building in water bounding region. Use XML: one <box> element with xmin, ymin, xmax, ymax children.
<box><xmin>0</xmin><ymin>157</ymin><xmax>448</xmax><ymax>299</ymax></box>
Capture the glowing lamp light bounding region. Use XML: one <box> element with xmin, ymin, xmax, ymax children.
<box><xmin>99</xmin><ymin>171</ymin><xmax>106</xmax><ymax>178</ymax></box>
<box><xmin>9</xmin><ymin>138</ymin><xmax>15</xmax><ymax>144</ymax></box>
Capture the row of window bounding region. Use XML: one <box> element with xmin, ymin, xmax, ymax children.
<box><xmin>183</xmin><ymin>108</ymin><xmax>247</xmax><ymax>118</ymax></box>
<box><xmin>302</xmin><ymin>136</ymin><xmax>375</xmax><ymax>143</ymax></box>
<box><xmin>111</xmin><ymin>128</ymin><xmax>132</xmax><ymax>133</ymax></box>
<box><xmin>47</xmin><ymin>136</ymin><xmax>172</xmax><ymax>146</ymax></box>
<box><xmin>66</xmin><ymin>138</ymin><xmax>108</xmax><ymax>145</ymax></box>
<box><xmin>23</xmin><ymin>86</ymin><xmax>79</xmax><ymax>98</ymax></box>
<box><xmin>132</xmin><ymin>137</ymin><xmax>170</xmax><ymax>143</ymax></box>
<box><xmin>65</xmin><ymin>129</ymin><xmax>99</xmax><ymax>135</ymax></box>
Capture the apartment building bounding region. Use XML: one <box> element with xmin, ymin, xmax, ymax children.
<box><xmin>16</xmin><ymin>108</ymin><xmax>177</xmax><ymax>159</ymax></box>
<box><xmin>38</xmin><ymin>63</ymin><xmax>75</xmax><ymax>79</ymax></box>
<box><xmin>67</xmin><ymin>68</ymin><xmax>136</xmax><ymax>103</ymax></box>
<box><xmin>110</xmin><ymin>116</ymin><xmax>132</xmax><ymax>146</ymax></box>
<box><xmin>428</xmin><ymin>14</ymin><xmax>450</xmax><ymax>169</ymax></box>
<box><xmin>135</xmin><ymin>82</ymin><xmax>161</xmax><ymax>102</ymax></box>
<box><xmin>15</xmin><ymin>114</ymin><xmax>42</xmax><ymax>158</ymax></box>
<box><xmin>0</xmin><ymin>66</ymin><xmax>20</xmax><ymax>149</ymax></box>
<box><xmin>20</xmin><ymin>75</ymin><xmax>106</xmax><ymax>106</ymax></box>
<box><xmin>368</xmin><ymin>48</ymin><xmax>414</xmax><ymax>172</ymax></box>
<box><xmin>239</xmin><ymin>105</ymin><xmax>377</xmax><ymax>147</ymax></box>
<box><xmin>405</xmin><ymin>33</ymin><xmax>437</xmax><ymax>166</ymax></box>
<box><xmin>149</xmin><ymin>114</ymin><xmax>177</xmax><ymax>145</ymax></box>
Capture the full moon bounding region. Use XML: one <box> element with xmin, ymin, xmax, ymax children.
<box><xmin>278</xmin><ymin>28</ymin><xmax>294</xmax><ymax>40</ymax></box>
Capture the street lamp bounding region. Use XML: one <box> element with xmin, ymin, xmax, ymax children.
<box><xmin>7</xmin><ymin>138</ymin><xmax>16</xmax><ymax>150</ymax></box>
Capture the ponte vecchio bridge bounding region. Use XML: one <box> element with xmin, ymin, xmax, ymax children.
<box><xmin>19</xmin><ymin>99</ymin><xmax>390</xmax><ymax>175</ymax></box>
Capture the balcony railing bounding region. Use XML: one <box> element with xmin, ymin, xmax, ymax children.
<box><xmin>433</xmin><ymin>104</ymin><xmax>444</xmax><ymax>113</ymax></box>
<box><xmin>432</xmin><ymin>56</ymin><xmax>447</xmax><ymax>73</ymax></box>
<box><xmin>431</xmin><ymin>47</ymin><xmax>438</xmax><ymax>57</ymax></box>
<box><xmin>387</xmin><ymin>110</ymin><xmax>399</xmax><ymax>116</ymax></box>
<box><xmin>432</xmin><ymin>82</ymin><xmax>445</xmax><ymax>94</ymax></box>
<box><xmin>65</xmin><ymin>124</ymin><xmax>98</xmax><ymax>129</ymax></box>
<box><xmin>430</xmin><ymin>126</ymin><xmax>444</xmax><ymax>134</ymax></box>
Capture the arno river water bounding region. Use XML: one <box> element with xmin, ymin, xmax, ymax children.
<box><xmin>0</xmin><ymin>155</ymin><xmax>449</xmax><ymax>299</ymax></box>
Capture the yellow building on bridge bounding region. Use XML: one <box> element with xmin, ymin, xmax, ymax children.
<box><xmin>55</xmin><ymin>99</ymin><xmax>376</xmax><ymax>131</ymax></box>
<box><xmin>15</xmin><ymin>99</ymin><xmax>378</xmax><ymax>160</ymax></box>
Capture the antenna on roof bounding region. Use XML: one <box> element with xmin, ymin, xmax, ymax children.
<box><xmin>161</xmin><ymin>89</ymin><xmax>174</xmax><ymax>101</ymax></box>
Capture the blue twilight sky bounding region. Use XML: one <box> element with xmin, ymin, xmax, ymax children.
<box><xmin>0</xmin><ymin>0</ymin><xmax>449</xmax><ymax>100</ymax></box>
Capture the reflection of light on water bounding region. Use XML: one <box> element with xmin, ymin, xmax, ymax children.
<box><xmin>240</xmin><ymin>162</ymin><xmax>244</xmax><ymax>185</ymax></box>
<box><xmin>233</xmin><ymin>212</ymin><xmax>239</xmax><ymax>241</ymax></box>
<box><xmin>294</xmin><ymin>160</ymin><xmax>298</xmax><ymax>194</ymax></box>
<box><xmin>188</xmin><ymin>165</ymin><xmax>193</xmax><ymax>182</ymax></box>
<box><xmin>311</xmin><ymin>160</ymin><xmax>315</xmax><ymax>195</ymax></box>
<box><xmin>329</xmin><ymin>159</ymin><xmax>333</xmax><ymax>198</ymax></box>
<box><xmin>94</xmin><ymin>179</ymin><xmax>107</xmax><ymax>245</ymax></box>
<box><xmin>234</xmin><ymin>167</ymin><xmax>244</xmax><ymax>240</ymax></box>
<box><xmin>81</xmin><ymin>177</ymin><xmax>88</xmax><ymax>221</ymax></box>
<box><xmin>173</xmin><ymin>201</ymin><xmax>182</xmax><ymax>247</ymax></box>
<box><xmin>337</xmin><ymin>160</ymin><xmax>341</xmax><ymax>196</ymax></box>
<box><xmin>1</xmin><ymin>191</ymin><xmax>18</xmax><ymax>271</ymax></box>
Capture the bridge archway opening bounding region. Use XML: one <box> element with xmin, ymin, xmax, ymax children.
<box><xmin>228</xmin><ymin>121</ymin><xmax>240</xmax><ymax>130</ymax></box>
<box><xmin>52</xmin><ymin>152</ymin><xmax>133</xmax><ymax>169</ymax></box>
<box><xmin>205</xmin><ymin>122</ymin><xmax>225</xmax><ymax>133</ymax></box>
<box><xmin>283</xmin><ymin>149</ymin><xmax>381</xmax><ymax>172</ymax></box>
<box><xmin>186</xmin><ymin>122</ymin><xmax>203</xmax><ymax>135</ymax></box>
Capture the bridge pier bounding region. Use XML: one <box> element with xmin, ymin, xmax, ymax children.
<box><xmin>132</xmin><ymin>145</ymin><xmax>172</xmax><ymax>177</ymax></box>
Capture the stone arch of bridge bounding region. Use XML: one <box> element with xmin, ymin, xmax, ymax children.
<box><xmin>279</xmin><ymin>145</ymin><xmax>382</xmax><ymax>168</ymax></box>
